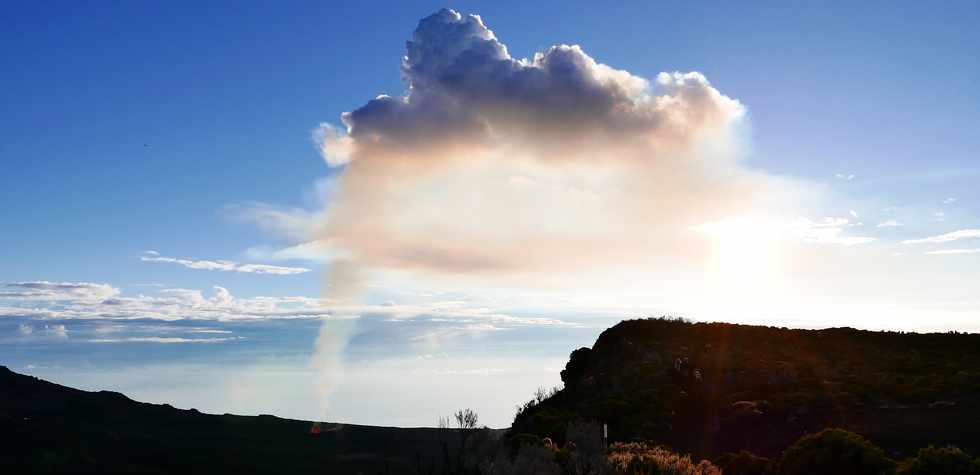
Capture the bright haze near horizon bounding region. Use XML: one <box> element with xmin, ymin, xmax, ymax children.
<box><xmin>2</xmin><ymin>1</ymin><xmax>979</xmax><ymax>428</ymax></box>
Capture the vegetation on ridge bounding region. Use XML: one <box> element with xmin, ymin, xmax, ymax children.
<box><xmin>512</xmin><ymin>317</ymin><xmax>980</xmax><ymax>459</ymax></box>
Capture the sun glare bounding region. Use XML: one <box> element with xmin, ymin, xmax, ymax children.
<box><xmin>696</xmin><ymin>217</ymin><xmax>783</xmax><ymax>297</ymax></box>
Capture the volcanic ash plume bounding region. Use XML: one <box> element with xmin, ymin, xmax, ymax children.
<box><xmin>307</xmin><ymin>9</ymin><xmax>786</xmax><ymax>412</ymax></box>
<box><xmin>313</xmin><ymin>9</ymin><xmax>771</xmax><ymax>280</ymax></box>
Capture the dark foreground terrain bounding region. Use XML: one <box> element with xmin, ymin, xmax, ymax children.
<box><xmin>515</xmin><ymin>318</ymin><xmax>980</xmax><ymax>460</ymax></box>
<box><xmin>0</xmin><ymin>365</ymin><xmax>464</xmax><ymax>474</ymax></box>
<box><xmin>4</xmin><ymin>318</ymin><xmax>980</xmax><ymax>474</ymax></box>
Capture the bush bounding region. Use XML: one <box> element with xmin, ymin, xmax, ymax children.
<box><xmin>607</xmin><ymin>442</ymin><xmax>721</xmax><ymax>475</ymax></box>
<box><xmin>779</xmin><ymin>429</ymin><xmax>895</xmax><ymax>475</ymax></box>
<box><xmin>564</xmin><ymin>421</ymin><xmax>608</xmax><ymax>475</ymax></box>
<box><xmin>716</xmin><ymin>450</ymin><xmax>775</xmax><ymax>475</ymax></box>
<box><xmin>897</xmin><ymin>446</ymin><xmax>980</xmax><ymax>475</ymax></box>
<box><xmin>508</xmin><ymin>433</ymin><xmax>544</xmax><ymax>453</ymax></box>
<box><xmin>492</xmin><ymin>445</ymin><xmax>561</xmax><ymax>475</ymax></box>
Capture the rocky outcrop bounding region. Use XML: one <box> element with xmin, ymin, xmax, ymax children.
<box><xmin>512</xmin><ymin>318</ymin><xmax>980</xmax><ymax>459</ymax></box>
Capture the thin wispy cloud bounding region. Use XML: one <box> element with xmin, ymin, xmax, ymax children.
<box><xmin>0</xmin><ymin>281</ymin><xmax>119</xmax><ymax>301</ymax></box>
<box><xmin>834</xmin><ymin>173</ymin><xmax>856</xmax><ymax>181</ymax></box>
<box><xmin>140</xmin><ymin>251</ymin><xmax>310</xmax><ymax>275</ymax></box>
<box><xmin>88</xmin><ymin>336</ymin><xmax>243</xmax><ymax>344</ymax></box>
<box><xmin>924</xmin><ymin>249</ymin><xmax>980</xmax><ymax>256</ymax></box>
<box><xmin>876</xmin><ymin>220</ymin><xmax>903</xmax><ymax>228</ymax></box>
<box><xmin>694</xmin><ymin>216</ymin><xmax>875</xmax><ymax>247</ymax></box>
<box><xmin>902</xmin><ymin>229</ymin><xmax>980</xmax><ymax>245</ymax></box>
<box><xmin>792</xmin><ymin>217</ymin><xmax>875</xmax><ymax>246</ymax></box>
<box><xmin>244</xmin><ymin>240</ymin><xmax>339</xmax><ymax>263</ymax></box>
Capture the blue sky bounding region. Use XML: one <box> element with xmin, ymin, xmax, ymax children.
<box><xmin>2</xmin><ymin>1</ymin><xmax>979</xmax><ymax>427</ymax></box>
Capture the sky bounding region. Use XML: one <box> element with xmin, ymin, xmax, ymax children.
<box><xmin>1</xmin><ymin>1</ymin><xmax>979</xmax><ymax>428</ymax></box>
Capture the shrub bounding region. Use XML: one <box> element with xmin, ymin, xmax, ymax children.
<box><xmin>564</xmin><ymin>421</ymin><xmax>608</xmax><ymax>475</ymax></box>
<box><xmin>491</xmin><ymin>445</ymin><xmax>561</xmax><ymax>475</ymax></box>
<box><xmin>897</xmin><ymin>446</ymin><xmax>980</xmax><ymax>475</ymax></box>
<box><xmin>607</xmin><ymin>442</ymin><xmax>721</xmax><ymax>475</ymax></box>
<box><xmin>779</xmin><ymin>429</ymin><xmax>895</xmax><ymax>475</ymax></box>
<box><xmin>716</xmin><ymin>450</ymin><xmax>775</xmax><ymax>475</ymax></box>
<box><xmin>508</xmin><ymin>433</ymin><xmax>544</xmax><ymax>453</ymax></box>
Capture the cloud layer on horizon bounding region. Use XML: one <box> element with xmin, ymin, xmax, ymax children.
<box><xmin>1</xmin><ymin>280</ymin><xmax>564</xmax><ymax>327</ymax></box>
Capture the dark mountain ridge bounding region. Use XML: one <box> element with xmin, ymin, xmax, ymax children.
<box><xmin>0</xmin><ymin>365</ymin><xmax>462</xmax><ymax>473</ymax></box>
<box><xmin>513</xmin><ymin>318</ymin><xmax>980</xmax><ymax>459</ymax></box>
<box><xmin>5</xmin><ymin>318</ymin><xmax>980</xmax><ymax>473</ymax></box>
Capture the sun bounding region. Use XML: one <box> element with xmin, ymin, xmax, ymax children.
<box><xmin>695</xmin><ymin>217</ymin><xmax>783</xmax><ymax>298</ymax></box>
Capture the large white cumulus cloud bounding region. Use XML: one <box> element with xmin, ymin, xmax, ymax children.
<box><xmin>327</xmin><ymin>9</ymin><xmax>744</xmax><ymax>160</ymax></box>
<box><xmin>309</xmin><ymin>9</ymin><xmax>772</xmax><ymax>280</ymax></box>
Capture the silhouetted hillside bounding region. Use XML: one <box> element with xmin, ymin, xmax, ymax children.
<box><xmin>512</xmin><ymin>318</ymin><xmax>980</xmax><ymax>459</ymax></box>
<box><xmin>0</xmin><ymin>366</ymin><xmax>464</xmax><ymax>474</ymax></box>
<box><xmin>5</xmin><ymin>319</ymin><xmax>980</xmax><ymax>473</ymax></box>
